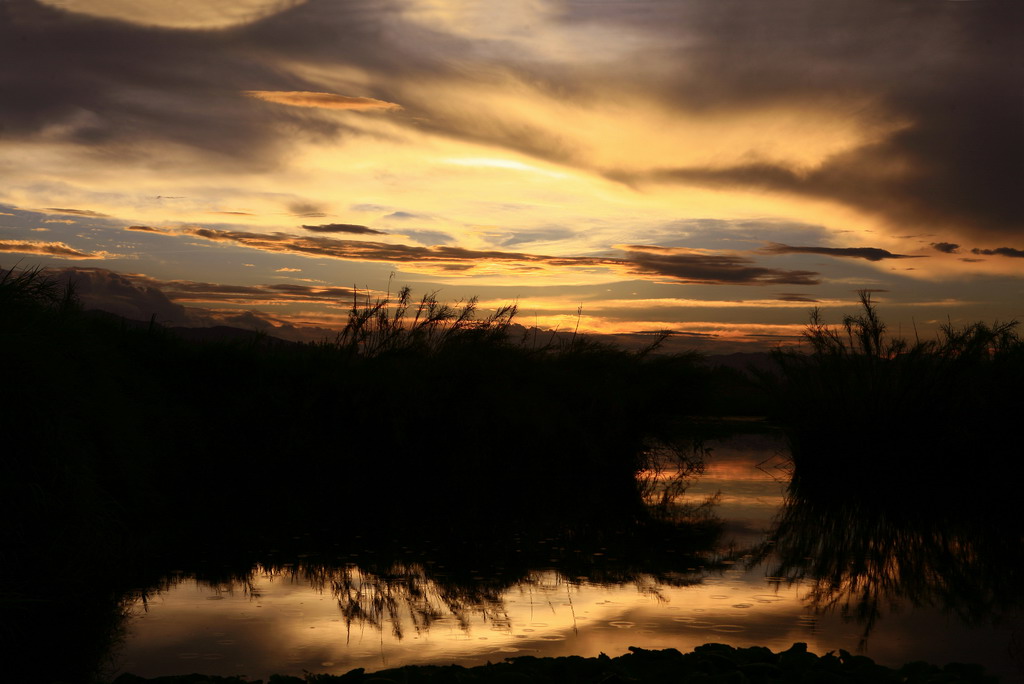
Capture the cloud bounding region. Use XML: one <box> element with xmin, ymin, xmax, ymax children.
<box><xmin>244</xmin><ymin>90</ymin><xmax>403</xmax><ymax>111</ymax></box>
<box><xmin>287</xmin><ymin>201</ymin><xmax>327</xmax><ymax>217</ymax></box>
<box><xmin>931</xmin><ymin>242</ymin><xmax>960</xmax><ymax>254</ymax></box>
<box><xmin>44</xmin><ymin>267</ymin><xmax>355</xmax><ymax>340</ymax></box>
<box><xmin>500</xmin><ymin>227</ymin><xmax>576</xmax><ymax>247</ymax></box>
<box><xmin>401</xmin><ymin>230</ymin><xmax>454</xmax><ymax>246</ymax></box>
<box><xmin>44</xmin><ymin>207</ymin><xmax>110</xmax><ymax>218</ymax></box>
<box><xmin>775</xmin><ymin>294</ymin><xmax>820</xmax><ymax>303</ymax></box>
<box><xmin>599</xmin><ymin>2</ymin><xmax>1022</xmax><ymax>239</ymax></box>
<box><xmin>184</xmin><ymin>227</ymin><xmax>820</xmax><ymax>285</ymax></box>
<box><xmin>49</xmin><ymin>267</ymin><xmax>191</xmax><ymax>324</ymax></box>
<box><xmin>385</xmin><ymin>211</ymin><xmax>423</xmax><ymax>220</ymax></box>
<box><xmin>126</xmin><ymin>225</ymin><xmax>169</xmax><ymax>233</ymax></box>
<box><xmin>35</xmin><ymin>0</ymin><xmax>308</xmax><ymax>30</ymax></box>
<box><xmin>0</xmin><ymin>3</ymin><xmax>386</xmax><ymax>165</ymax></box>
<box><xmin>971</xmin><ymin>246</ymin><xmax>1024</xmax><ymax>259</ymax></box>
<box><xmin>619</xmin><ymin>245</ymin><xmax>820</xmax><ymax>286</ymax></box>
<box><xmin>7</xmin><ymin>0</ymin><xmax>1019</xmax><ymax>244</ymax></box>
<box><xmin>120</xmin><ymin>274</ymin><xmax>357</xmax><ymax>307</ymax></box>
<box><xmin>275</xmin><ymin>267</ymin><xmax>301</xmax><ymax>272</ymax></box>
<box><xmin>301</xmin><ymin>223</ymin><xmax>385</xmax><ymax>235</ymax></box>
<box><xmin>761</xmin><ymin>243</ymin><xmax>922</xmax><ymax>262</ymax></box>
<box><xmin>0</xmin><ymin>240</ymin><xmax>111</xmax><ymax>259</ymax></box>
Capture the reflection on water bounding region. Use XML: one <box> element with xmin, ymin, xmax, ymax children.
<box><xmin>754</xmin><ymin>474</ymin><xmax>1024</xmax><ymax>651</ymax></box>
<box><xmin>114</xmin><ymin>433</ymin><xmax>1023</xmax><ymax>682</ymax></box>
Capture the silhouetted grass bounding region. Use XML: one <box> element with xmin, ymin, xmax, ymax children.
<box><xmin>1</xmin><ymin>265</ymin><xmax>716</xmax><ymax>683</ymax></box>
<box><xmin>762</xmin><ymin>291</ymin><xmax>1023</xmax><ymax>491</ymax></box>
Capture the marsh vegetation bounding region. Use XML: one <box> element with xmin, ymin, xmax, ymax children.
<box><xmin>762</xmin><ymin>291</ymin><xmax>1023</xmax><ymax>492</ymax></box>
<box><xmin>3</xmin><ymin>267</ymin><xmax>1018</xmax><ymax>682</ymax></box>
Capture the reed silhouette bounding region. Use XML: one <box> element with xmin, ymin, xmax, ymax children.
<box><xmin>762</xmin><ymin>291</ymin><xmax>1023</xmax><ymax>492</ymax></box>
<box><xmin>1</xmin><ymin>265</ymin><xmax>715</xmax><ymax>683</ymax></box>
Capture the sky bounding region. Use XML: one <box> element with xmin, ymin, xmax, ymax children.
<box><xmin>2</xmin><ymin>0</ymin><xmax>1022</xmax><ymax>351</ymax></box>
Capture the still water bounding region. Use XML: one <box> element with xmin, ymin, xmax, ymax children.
<box><xmin>114</xmin><ymin>433</ymin><xmax>1023</xmax><ymax>681</ymax></box>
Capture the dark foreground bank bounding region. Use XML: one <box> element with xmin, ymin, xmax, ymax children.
<box><xmin>111</xmin><ymin>643</ymin><xmax>997</xmax><ymax>684</ymax></box>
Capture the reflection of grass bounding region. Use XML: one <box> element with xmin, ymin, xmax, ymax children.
<box><xmin>753</xmin><ymin>479</ymin><xmax>1023</xmax><ymax>651</ymax></box>
<box><xmin>122</xmin><ymin>517</ymin><xmax>722</xmax><ymax>646</ymax></box>
<box><xmin>763</xmin><ymin>291</ymin><xmax>1023</xmax><ymax>489</ymax></box>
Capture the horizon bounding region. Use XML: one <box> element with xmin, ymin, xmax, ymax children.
<box><xmin>2</xmin><ymin>0</ymin><xmax>1021</xmax><ymax>351</ymax></box>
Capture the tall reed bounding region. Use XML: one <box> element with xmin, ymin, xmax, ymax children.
<box><xmin>764</xmin><ymin>291</ymin><xmax>1022</xmax><ymax>489</ymax></box>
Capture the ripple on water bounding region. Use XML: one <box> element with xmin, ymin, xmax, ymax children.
<box><xmin>732</xmin><ymin>603</ymin><xmax>753</xmax><ymax>609</ymax></box>
<box><xmin>539</xmin><ymin>634</ymin><xmax>566</xmax><ymax>641</ymax></box>
<box><xmin>609</xmin><ymin>621</ymin><xmax>636</xmax><ymax>629</ymax></box>
<box><xmin>711</xmin><ymin>625</ymin><xmax>746</xmax><ymax>633</ymax></box>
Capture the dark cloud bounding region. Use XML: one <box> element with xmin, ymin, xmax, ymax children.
<box><xmin>620</xmin><ymin>246</ymin><xmax>819</xmax><ymax>286</ymax></box>
<box><xmin>776</xmin><ymin>294</ymin><xmax>819</xmax><ymax>303</ymax></box>
<box><xmin>301</xmin><ymin>223</ymin><xmax>385</xmax><ymax>235</ymax></box>
<box><xmin>44</xmin><ymin>207</ymin><xmax>110</xmax><ymax>218</ymax></box>
<box><xmin>185</xmin><ymin>227</ymin><xmax>820</xmax><ymax>286</ymax></box>
<box><xmin>385</xmin><ymin>211</ymin><xmax>421</xmax><ymax>220</ymax></box>
<box><xmin>971</xmin><ymin>247</ymin><xmax>1024</xmax><ymax>259</ymax></box>
<box><xmin>931</xmin><ymin>242</ymin><xmax>960</xmax><ymax>254</ymax></box>
<box><xmin>761</xmin><ymin>243</ymin><xmax>921</xmax><ymax>262</ymax></box>
<box><xmin>287</xmin><ymin>201</ymin><xmax>327</xmax><ymax>217</ymax></box>
<box><xmin>45</xmin><ymin>267</ymin><xmax>352</xmax><ymax>341</ymax></box>
<box><xmin>133</xmin><ymin>277</ymin><xmax>357</xmax><ymax>305</ymax></box>
<box><xmin>0</xmin><ymin>0</ymin><xmax>378</xmax><ymax>166</ymax></box>
<box><xmin>49</xmin><ymin>267</ymin><xmax>190</xmax><ymax>324</ymax></box>
<box><xmin>582</xmin><ymin>0</ymin><xmax>1024</xmax><ymax>240</ymax></box>
<box><xmin>0</xmin><ymin>239</ymin><xmax>106</xmax><ymax>259</ymax></box>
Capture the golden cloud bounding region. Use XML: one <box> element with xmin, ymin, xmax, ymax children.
<box><xmin>0</xmin><ymin>240</ymin><xmax>114</xmax><ymax>260</ymax></box>
<box><xmin>243</xmin><ymin>91</ymin><xmax>403</xmax><ymax>111</ymax></box>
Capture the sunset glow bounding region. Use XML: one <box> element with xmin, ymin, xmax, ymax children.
<box><xmin>2</xmin><ymin>0</ymin><xmax>1021</xmax><ymax>348</ymax></box>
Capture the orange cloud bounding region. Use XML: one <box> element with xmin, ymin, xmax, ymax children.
<box><xmin>126</xmin><ymin>225</ymin><xmax>170</xmax><ymax>233</ymax></box>
<box><xmin>0</xmin><ymin>240</ymin><xmax>114</xmax><ymax>260</ymax></box>
<box><xmin>243</xmin><ymin>91</ymin><xmax>403</xmax><ymax>111</ymax></box>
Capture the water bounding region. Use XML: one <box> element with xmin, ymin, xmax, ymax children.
<box><xmin>112</xmin><ymin>433</ymin><xmax>1024</xmax><ymax>681</ymax></box>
